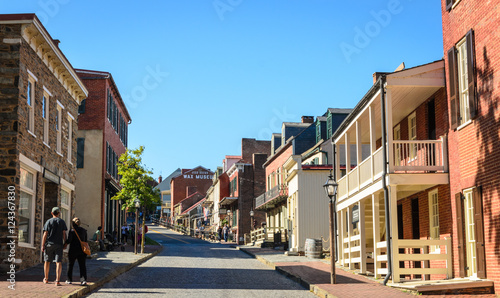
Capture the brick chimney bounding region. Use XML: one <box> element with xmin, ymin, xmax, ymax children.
<box><xmin>301</xmin><ymin>116</ymin><xmax>314</xmax><ymax>123</ymax></box>
<box><xmin>158</xmin><ymin>175</ymin><xmax>162</xmax><ymax>183</ymax></box>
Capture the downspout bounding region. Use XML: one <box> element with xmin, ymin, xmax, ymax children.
<box><xmin>380</xmin><ymin>76</ymin><xmax>393</xmax><ymax>285</ymax></box>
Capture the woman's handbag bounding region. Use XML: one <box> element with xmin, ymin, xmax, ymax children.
<box><xmin>74</xmin><ymin>228</ymin><xmax>91</xmax><ymax>256</ymax></box>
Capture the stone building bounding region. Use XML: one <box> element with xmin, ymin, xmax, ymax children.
<box><xmin>73</xmin><ymin>69</ymin><xmax>131</xmax><ymax>237</ymax></box>
<box><xmin>0</xmin><ymin>14</ymin><xmax>87</xmax><ymax>270</ymax></box>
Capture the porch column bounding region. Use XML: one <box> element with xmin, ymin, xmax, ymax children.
<box><xmin>372</xmin><ymin>193</ymin><xmax>381</xmax><ymax>278</ymax></box>
<box><xmin>389</xmin><ymin>185</ymin><xmax>400</xmax><ymax>283</ymax></box>
<box><xmin>369</xmin><ymin>105</ymin><xmax>376</xmax><ymax>182</ymax></box>
<box><xmin>339</xmin><ymin>209</ymin><xmax>345</xmax><ymax>266</ymax></box>
<box><xmin>385</xmin><ymin>87</ymin><xmax>394</xmax><ymax>173</ymax></box>
<box><xmin>347</xmin><ymin>206</ymin><xmax>354</xmax><ymax>270</ymax></box>
<box><xmin>345</xmin><ymin>133</ymin><xmax>351</xmax><ymax>194</ymax></box>
<box><xmin>356</xmin><ymin>121</ymin><xmax>362</xmax><ymax>187</ymax></box>
<box><xmin>334</xmin><ymin>142</ymin><xmax>341</xmax><ymax>182</ymax></box>
<box><xmin>359</xmin><ymin>200</ymin><xmax>367</xmax><ymax>274</ymax></box>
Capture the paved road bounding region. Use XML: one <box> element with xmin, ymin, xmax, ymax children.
<box><xmin>87</xmin><ymin>224</ymin><xmax>315</xmax><ymax>298</ymax></box>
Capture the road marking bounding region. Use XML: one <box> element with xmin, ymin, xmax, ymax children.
<box><xmin>150</xmin><ymin>229</ymin><xmax>191</xmax><ymax>244</ymax></box>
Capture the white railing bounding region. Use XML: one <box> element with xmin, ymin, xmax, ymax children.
<box><xmin>348</xmin><ymin>167</ymin><xmax>359</xmax><ymax>194</ymax></box>
<box><xmin>359</xmin><ymin>157</ymin><xmax>372</xmax><ymax>187</ymax></box>
<box><xmin>392</xmin><ymin>137</ymin><xmax>447</xmax><ymax>172</ymax></box>
<box><xmin>250</xmin><ymin>226</ymin><xmax>287</xmax><ymax>243</ymax></box>
<box><xmin>374</xmin><ymin>238</ymin><xmax>452</xmax><ymax>282</ymax></box>
<box><xmin>338</xmin><ymin>175</ymin><xmax>347</xmax><ymax>200</ymax></box>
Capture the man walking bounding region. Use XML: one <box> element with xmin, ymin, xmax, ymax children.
<box><xmin>41</xmin><ymin>207</ymin><xmax>67</xmax><ymax>286</ymax></box>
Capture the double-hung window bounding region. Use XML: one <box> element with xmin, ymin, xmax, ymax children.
<box><xmin>42</xmin><ymin>88</ymin><xmax>51</xmax><ymax>145</ymax></box>
<box><xmin>428</xmin><ymin>189</ymin><xmax>440</xmax><ymax>253</ymax></box>
<box><xmin>67</xmin><ymin>114</ymin><xmax>74</xmax><ymax>163</ymax></box>
<box><xmin>448</xmin><ymin>30</ymin><xmax>477</xmax><ymax>129</ymax></box>
<box><xmin>408</xmin><ymin>112</ymin><xmax>417</xmax><ymax>160</ymax></box>
<box><xmin>56</xmin><ymin>101</ymin><xmax>63</xmax><ymax>154</ymax></box>
<box><xmin>27</xmin><ymin>71</ymin><xmax>37</xmax><ymax>135</ymax></box>
<box><xmin>19</xmin><ymin>167</ymin><xmax>36</xmax><ymax>246</ymax></box>
<box><xmin>60</xmin><ymin>188</ymin><xmax>71</xmax><ymax>229</ymax></box>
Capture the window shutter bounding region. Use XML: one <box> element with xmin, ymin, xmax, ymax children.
<box><xmin>78</xmin><ymin>99</ymin><xmax>86</xmax><ymax>114</ymax></box>
<box><xmin>446</xmin><ymin>0</ymin><xmax>454</xmax><ymax>11</ymax></box>
<box><xmin>76</xmin><ymin>138</ymin><xmax>85</xmax><ymax>168</ymax></box>
<box><xmin>107</xmin><ymin>90</ymin><xmax>111</xmax><ymax>120</ymax></box>
<box><xmin>455</xmin><ymin>192</ymin><xmax>465</xmax><ymax>278</ymax></box>
<box><xmin>473</xmin><ymin>186</ymin><xmax>486</xmax><ymax>279</ymax></box>
<box><xmin>448</xmin><ymin>47</ymin><xmax>459</xmax><ymax>129</ymax></box>
<box><xmin>466</xmin><ymin>30</ymin><xmax>477</xmax><ymax>119</ymax></box>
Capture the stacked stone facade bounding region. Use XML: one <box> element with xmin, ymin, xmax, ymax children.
<box><xmin>0</xmin><ymin>15</ymin><xmax>86</xmax><ymax>271</ymax></box>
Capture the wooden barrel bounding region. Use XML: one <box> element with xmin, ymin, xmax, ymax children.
<box><xmin>305</xmin><ymin>238</ymin><xmax>322</xmax><ymax>259</ymax></box>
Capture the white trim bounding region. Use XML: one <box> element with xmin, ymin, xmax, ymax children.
<box><xmin>27</xmin><ymin>69</ymin><xmax>38</xmax><ymax>82</ymax></box>
<box><xmin>43</xmin><ymin>142</ymin><xmax>50</xmax><ymax>148</ymax></box>
<box><xmin>56</xmin><ymin>100</ymin><xmax>65</xmax><ymax>109</ymax></box>
<box><xmin>60</xmin><ymin>177</ymin><xmax>75</xmax><ymax>191</ymax></box>
<box><xmin>28</xmin><ymin>130</ymin><xmax>37</xmax><ymax>139</ymax></box>
<box><xmin>67</xmin><ymin>112</ymin><xmax>75</xmax><ymax>121</ymax></box>
<box><xmin>19</xmin><ymin>166</ymin><xmax>37</xmax><ymax>247</ymax></box>
<box><xmin>457</xmin><ymin>119</ymin><xmax>472</xmax><ymax>131</ymax></box>
<box><xmin>19</xmin><ymin>153</ymin><xmax>42</xmax><ymax>172</ymax></box>
<box><xmin>42</xmin><ymin>86</ymin><xmax>52</xmax><ymax>97</ymax></box>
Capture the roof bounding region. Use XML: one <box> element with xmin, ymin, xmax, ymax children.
<box><xmin>154</xmin><ymin>168</ymin><xmax>182</xmax><ymax>191</ymax></box>
<box><xmin>181</xmin><ymin>197</ymin><xmax>206</xmax><ymax>215</ymax></box>
<box><xmin>327</xmin><ymin>108</ymin><xmax>353</xmax><ymax>115</ymax></box>
<box><xmin>0</xmin><ymin>13</ymin><xmax>88</xmax><ymax>103</ymax></box>
<box><xmin>75</xmin><ymin>69</ymin><xmax>132</xmax><ymax>123</ymax></box>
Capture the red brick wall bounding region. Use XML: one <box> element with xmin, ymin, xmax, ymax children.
<box><xmin>170</xmin><ymin>167</ymin><xmax>214</xmax><ymax>216</ymax></box>
<box><xmin>442</xmin><ymin>0</ymin><xmax>500</xmax><ymax>287</ymax></box>
<box><xmin>265</xmin><ymin>144</ymin><xmax>293</xmax><ymax>189</ymax></box>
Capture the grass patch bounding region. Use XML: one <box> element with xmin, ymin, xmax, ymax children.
<box><xmin>145</xmin><ymin>235</ymin><xmax>159</xmax><ymax>246</ymax></box>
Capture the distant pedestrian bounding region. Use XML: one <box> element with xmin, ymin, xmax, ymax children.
<box><xmin>137</xmin><ymin>225</ymin><xmax>143</xmax><ymax>247</ymax></box>
<box><xmin>41</xmin><ymin>207</ymin><xmax>67</xmax><ymax>286</ymax></box>
<box><xmin>223</xmin><ymin>224</ymin><xmax>228</xmax><ymax>242</ymax></box>
<box><xmin>92</xmin><ymin>226</ymin><xmax>105</xmax><ymax>251</ymax></box>
<box><xmin>129</xmin><ymin>224</ymin><xmax>135</xmax><ymax>247</ymax></box>
<box><xmin>64</xmin><ymin>218</ymin><xmax>87</xmax><ymax>286</ymax></box>
<box><xmin>218</xmin><ymin>226</ymin><xmax>223</xmax><ymax>241</ymax></box>
<box><xmin>121</xmin><ymin>223</ymin><xmax>128</xmax><ymax>244</ymax></box>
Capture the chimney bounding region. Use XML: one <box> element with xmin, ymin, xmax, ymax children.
<box><xmin>158</xmin><ymin>175</ymin><xmax>162</xmax><ymax>183</ymax></box>
<box><xmin>52</xmin><ymin>39</ymin><xmax>61</xmax><ymax>48</ymax></box>
<box><xmin>301</xmin><ymin>116</ymin><xmax>314</xmax><ymax>123</ymax></box>
<box><xmin>187</xmin><ymin>186</ymin><xmax>197</xmax><ymax>197</ymax></box>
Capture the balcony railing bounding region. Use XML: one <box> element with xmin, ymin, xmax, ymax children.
<box><xmin>255</xmin><ymin>184</ymin><xmax>288</xmax><ymax>209</ymax></box>
<box><xmin>337</xmin><ymin>137</ymin><xmax>447</xmax><ymax>200</ymax></box>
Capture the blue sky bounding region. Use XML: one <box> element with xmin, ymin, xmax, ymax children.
<box><xmin>2</xmin><ymin>0</ymin><xmax>443</xmax><ymax>179</ymax></box>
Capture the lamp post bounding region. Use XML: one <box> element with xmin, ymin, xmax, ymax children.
<box><xmin>249</xmin><ymin>209</ymin><xmax>254</xmax><ymax>243</ymax></box>
<box><xmin>323</xmin><ymin>170</ymin><xmax>338</xmax><ymax>284</ymax></box>
<box><xmin>134</xmin><ymin>197</ymin><xmax>140</xmax><ymax>255</ymax></box>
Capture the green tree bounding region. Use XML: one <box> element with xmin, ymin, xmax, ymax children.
<box><xmin>112</xmin><ymin>146</ymin><xmax>159</xmax><ymax>253</ymax></box>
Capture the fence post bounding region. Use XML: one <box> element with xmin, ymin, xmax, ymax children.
<box><xmin>445</xmin><ymin>237</ymin><xmax>452</xmax><ymax>279</ymax></box>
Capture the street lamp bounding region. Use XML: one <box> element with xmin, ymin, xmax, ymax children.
<box><xmin>249</xmin><ymin>209</ymin><xmax>255</xmax><ymax>243</ymax></box>
<box><xmin>134</xmin><ymin>197</ymin><xmax>140</xmax><ymax>255</ymax></box>
<box><xmin>323</xmin><ymin>170</ymin><xmax>338</xmax><ymax>284</ymax></box>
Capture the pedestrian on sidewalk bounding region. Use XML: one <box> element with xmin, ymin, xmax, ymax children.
<box><xmin>92</xmin><ymin>226</ymin><xmax>105</xmax><ymax>251</ymax></box>
<box><xmin>64</xmin><ymin>217</ymin><xmax>88</xmax><ymax>286</ymax></box>
<box><xmin>41</xmin><ymin>207</ymin><xmax>67</xmax><ymax>286</ymax></box>
<box><xmin>218</xmin><ymin>226</ymin><xmax>222</xmax><ymax>241</ymax></box>
<box><xmin>223</xmin><ymin>224</ymin><xmax>228</xmax><ymax>242</ymax></box>
<box><xmin>121</xmin><ymin>223</ymin><xmax>128</xmax><ymax>244</ymax></box>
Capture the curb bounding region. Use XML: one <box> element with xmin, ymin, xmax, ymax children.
<box><xmin>62</xmin><ymin>245</ymin><xmax>163</xmax><ymax>298</ymax></box>
<box><xmin>237</xmin><ymin>247</ymin><xmax>330</xmax><ymax>296</ymax></box>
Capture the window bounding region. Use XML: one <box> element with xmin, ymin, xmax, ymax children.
<box><xmin>76</xmin><ymin>138</ymin><xmax>85</xmax><ymax>168</ymax></box>
<box><xmin>67</xmin><ymin>114</ymin><xmax>74</xmax><ymax>163</ymax></box>
<box><xmin>56</xmin><ymin>102</ymin><xmax>63</xmax><ymax>154</ymax></box>
<box><xmin>428</xmin><ymin>189</ymin><xmax>440</xmax><ymax>253</ymax></box>
<box><xmin>394</xmin><ymin>125</ymin><xmax>401</xmax><ymax>166</ymax></box>
<box><xmin>27</xmin><ymin>73</ymin><xmax>36</xmax><ymax>134</ymax></box>
<box><xmin>19</xmin><ymin>167</ymin><xmax>36</xmax><ymax>246</ymax></box>
<box><xmin>463</xmin><ymin>188</ymin><xmax>477</xmax><ymax>277</ymax></box>
<box><xmin>42</xmin><ymin>89</ymin><xmax>50</xmax><ymax>145</ymax></box>
<box><xmin>448</xmin><ymin>30</ymin><xmax>477</xmax><ymax>129</ymax></box>
<box><xmin>78</xmin><ymin>99</ymin><xmax>86</xmax><ymax>114</ymax></box>
<box><xmin>316</xmin><ymin>121</ymin><xmax>321</xmax><ymax>143</ymax></box>
<box><xmin>60</xmin><ymin>188</ymin><xmax>71</xmax><ymax>228</ymax></box>
<box><xmin>327</xmin><ymin>112</ymin><xmax>333</xmax><ymax>139</ymax></box>
<box><xmin>446</xmin><ymin>0</ymin><xmax>461</xmax><ymax>11</ymax></box>
<box><xmin>408</xmin><ymin>112</ymin><xmax>417</xmax><ymax>160</ymax></box>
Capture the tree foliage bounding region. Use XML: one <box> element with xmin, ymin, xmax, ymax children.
<box><xmin>112</xmin><ymin>146</ymin><xmax>160</xmax><ymax>211</ymax></box>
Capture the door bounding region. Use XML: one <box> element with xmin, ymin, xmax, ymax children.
<box><xmin>463</xmin><ymin>189</ymin><xmax>477</xmax><ymax>277</ymax></box>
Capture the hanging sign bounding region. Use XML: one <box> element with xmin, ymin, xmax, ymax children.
<box><xmin>352</xmin><ymin>205</ymin><xmax>359</xmax><ymax>224</ymax></box>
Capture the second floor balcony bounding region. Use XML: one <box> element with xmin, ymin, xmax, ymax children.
<box><xmin>255</xmin><ymin>184</ymin><xmax>288</xmax><ymax>210</ymax></box>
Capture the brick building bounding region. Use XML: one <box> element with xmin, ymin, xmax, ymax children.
<box><xmin>221</xmin><ymin>138</ymin><xmax>270</xmax><ymax>244</ymax></box>
<box><xmin>170</xmin><ymin>166</ymin><xmax>214</xmax><ymax>223</ymax></box>
<box><xmin>442</xmin><ymin>0</ymin><xmax>500</xmax><ymax>291</ymax></box>
<box><xmin>0</xmin><ymin>14</ymin><xmax>87</xmax><ymax>270</ymax></box>
<box><xmin>73</xmin><ymin>69</ymin><xmax>131</xmax><ymax>237</ymax></box>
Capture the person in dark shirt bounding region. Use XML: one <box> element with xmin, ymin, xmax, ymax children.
<box><xmin>64</xmin><ymin>217</ymin><xmax>88</xmax><ymax>286</ymax></box>
<box><xmin>41</xmin><ymin>207</ymin><xmax>67</xmax><ymax>286</ymax></box>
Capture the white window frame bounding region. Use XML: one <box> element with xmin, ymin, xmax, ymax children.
<box><xmin>408</xmin><ymin>112</ymin><xmax>417</xmax><ymax>160</ymax></box>
<box><xmin>19</xmin><ymin>165</ymin><xmax>36</xmax><ymax>248</ymax></box>
<box><xmin>60</xmin><ymin>187</ymin><xmax>71</xmax><ymax>229</ymax></box>
<box><xmin>428</xmin><ymin>189</ymin><xmax>440</xmax><ymax>253</ymax></box>
<box><xmin>457</xmin><ymin>38</ymin><xmax>471</xmax><ymax>127</ymax></box>
<box><xmin>56</xmin><ymin>101</ymin><xmax>63</xmax><ymax>155</ymax></box>
<box><xmin>463</xmin><ymin>187</ymin><xmax>477</xmax><ymax>278</ymax></box>
<box><xmin>27</xmin><ymin>71</ymin><xmax>37</xmax><ymax>136</ymax></box>
<box><xmin>42</xmin><ymin>87</ymin><xmax>51</xmax><ymax>146</ymax></box>
<box><xmin>67</xmin><ymin>113</ymin><xmax>74</xmax><ymax>164</ymax></box>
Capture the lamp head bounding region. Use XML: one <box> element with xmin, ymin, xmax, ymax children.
<box><xmin>323</xmin><ymin>170</ymin><xmax>338</xmax><ymax>199</ymax></box>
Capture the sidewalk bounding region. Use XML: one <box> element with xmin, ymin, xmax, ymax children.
<box><xmin>0</xmin><ymin>244</ymin><xmax>162</xmax><ymax>298</ymax></box>
<box><xmin>237</xmin><ymin>245</ymin><xmax>498</xmax><ymax>298</ymax></box>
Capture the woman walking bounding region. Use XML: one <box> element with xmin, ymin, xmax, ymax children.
<box><xmin>64</xmin><ymin>218</ymin><xmax>88</xmax><ymax>286</ymax></box>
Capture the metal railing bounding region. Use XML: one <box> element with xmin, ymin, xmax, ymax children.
<box><xmin>255</xmin><ymin>184</ymin><xmax>288</xmax><ymax>208</ymax></box>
